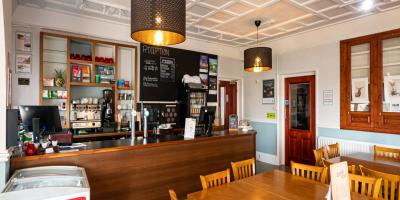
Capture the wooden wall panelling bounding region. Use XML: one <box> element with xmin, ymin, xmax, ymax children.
<box><xmin>11</xmin><ymin>133</ymin><xmax>256</xmax><ymax>200</ymax></box>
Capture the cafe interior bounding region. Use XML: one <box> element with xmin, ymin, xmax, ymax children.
<box><xmin>0</xmin><ymin>0</ymin><xmax>400</xmax><ymax>199</ymax></box>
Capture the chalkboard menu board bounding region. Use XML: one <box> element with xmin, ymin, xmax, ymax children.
<box><xmin>140</xmin><ymin>44</ymin><xmax>218</xmax><ymax>102</ymax></box>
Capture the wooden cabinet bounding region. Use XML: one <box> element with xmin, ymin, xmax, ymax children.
<box><xmin>40</xmin><ymin>32</ymin><xmax>137</xmax><ymax>130</ymax></box>
<box><xmin>341</xmin><ymin>28</ymin><xmax>400</xmax><ymax>134</ymax></box>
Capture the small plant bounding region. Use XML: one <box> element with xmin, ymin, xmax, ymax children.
<box><xmin>54</xmin><ymin>69</ymin><xmax>65</xmax><ymax>87</ymax></box>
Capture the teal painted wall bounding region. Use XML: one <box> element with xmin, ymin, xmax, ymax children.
<box><xmin>250</xmin><ymin>122</ymin><xmax>400</xmax><ymax>157</ymax></box>
<box><xmin>251</xmin><ymin>121</ymin><xmax>277</xmax><ymax>155</ymax></box>
<box><xmin>318</xmin><ymin>127</ymin><xmax>400</xmax><ymax>147</ymax></box>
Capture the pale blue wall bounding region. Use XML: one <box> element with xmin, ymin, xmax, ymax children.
<box><xmin>318</xmin><ymin>127</ymin><xmax>400</xmax><ymax>147</ymax></box>
<box><xmin>251</xmin><ymin>121</ymin><xmax>277</xmax><ymax>155</ymax></box>
<box><xmin>250</xmin><ymin>122</ymin><xmax>400</xmax><ymax>157</ymax></box>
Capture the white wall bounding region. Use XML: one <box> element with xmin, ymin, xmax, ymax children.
<box><xmin>241</xmin><ymin>8</ymin><xmax>400</xmax><ymax>164</ymax></box>
<box><xmin>243</xmin><ymin>56</ymin><xmax>277</xmax><ymax>123</ymax></box>
<box><xmin>1</xmin><ymin>0</ymin><xmax>13</xmax><ymax>189</ymax></box>
<box><xmin>11</xmin><ymin>5</ymin><xmax>245</xmax><ymax>107</ymax></box>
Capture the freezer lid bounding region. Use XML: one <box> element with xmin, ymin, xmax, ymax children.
<box><xmin>11</xmin><ymin>166</ymin><xmax>84</xmax><ymax>179</ymax></box>
<box><xmin>5</xmin><ymin>176</ymin><xmax>89</xmax><ymax>192</ymax></box>
<box><xmin>0</xmin><ymin>187</ymin><xmax>90</xmax><ymax>200</ymax></box>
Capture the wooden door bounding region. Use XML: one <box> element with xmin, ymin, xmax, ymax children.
<box><xmin>285</xmin><ymin>75</ymin><xmax>315</xmax><ymax>165</ymax></box>
<box><xmin>219</xmin><ymin>81</ymin><xmax>237</xmax><ymax>129</ymax></box>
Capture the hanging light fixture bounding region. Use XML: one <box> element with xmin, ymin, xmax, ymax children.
<box><xmin>244</xmin><ymin>20</ymin><xmax>272</xmax><ymax>72</ymax></box>
<box><xmin>131</xmin><ymin>0</ymin><xmax>186</xmax><ymax>46</ymax></box>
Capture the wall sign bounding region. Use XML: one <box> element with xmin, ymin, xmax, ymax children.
<box><xmin>323</xmin><ymin>89</ymin><xmax>334</xmax><ymax>105</ymax></box>
<box><xmin>18</xmin><ymin>78</ymin><xmax>30</xmax><ymax>85</ymax></box>
<box><xmin>262</xmin><ymin>79</ymin><xmax>275</xmax><ymax>104</ymax></box>
<box><xmin>266</xmin><ymin>112</ymin><xmax>276</xmax><ymax>120</ymax></box>
<box><xmin>140</xmin><ymin>44</ymin><xmax>218</xmax><ymax>102</ymax></box>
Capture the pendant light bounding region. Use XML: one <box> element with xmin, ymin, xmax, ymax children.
<box><xmin>244</xmin><ymin>20</ymin><xmax>272</xmax><ymax>72</ymax></box>
<box><xmin>131</xmin><ymin>0</ymin><xmax>186</xmax><ymax>46</ymax></box>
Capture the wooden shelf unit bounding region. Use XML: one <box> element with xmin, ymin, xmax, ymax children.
<box><xmin>340</xmin><ymin>28</ymin><xmax>400</xmax><ymax>134</ymax></box>
<box><xmin>40</xmin><ymin>32</ymin><xmax>138</xmax><ymax>130</ymax></box>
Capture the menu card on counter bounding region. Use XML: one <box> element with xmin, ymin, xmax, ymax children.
<box><xmin>184</xmin><ymin>118</ymin><xmax>196</xmax><ymax>139</ymax></box>
<box><xmin>329</xmin><ymin>161</ymin><xmax>351</xmax><ymax>200</ymax></box>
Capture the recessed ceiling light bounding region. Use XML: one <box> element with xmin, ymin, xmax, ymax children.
<box><xmin>360</xmin><ymin>0</ymin><xmax>374</xmax><ymax>11</ymax></box>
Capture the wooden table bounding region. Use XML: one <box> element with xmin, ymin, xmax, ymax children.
<box><xmin>187</xmin><ymin>170</ymin><xmax>370</xmax><ymax>200</ymax></box>
<box><xmin>328</xmin><ymin>152</ymin><xmax>400</xmax><ymax>175</ymax></box>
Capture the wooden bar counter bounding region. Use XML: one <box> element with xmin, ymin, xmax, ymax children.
<box><xmin>10</xmin><ymin>130</ymin><xmax>256</xmax><ymax>200</ymax></box>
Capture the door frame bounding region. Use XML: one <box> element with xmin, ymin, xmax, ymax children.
<box><xmin>284</xmin><ymin>75</ymin><xmax>316</xmax><ymax>165</ymax></box>
<box><xmin>218</xmin><ymin>76</ymin><xmax>244</xmax><ymax>126</ymax></box>
<box><xmin>277</xmin><ymin>70</ymin><xmax>319</xmax><ymax>165</ymax></box>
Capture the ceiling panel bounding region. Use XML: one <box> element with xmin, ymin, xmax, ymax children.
<box><xmin>16</xmin><ymin>0</ymin><xmax>400</xmax><ymax>47</ymax></box>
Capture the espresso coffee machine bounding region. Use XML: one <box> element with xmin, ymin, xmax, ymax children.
<box><xmin>101</xmin><ymin>89</ymin><xmax>115</xmax><ymax>131</ymax></box>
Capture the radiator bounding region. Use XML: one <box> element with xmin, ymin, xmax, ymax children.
<box><xmin>317</xmin><ymin>137</ymin><xmax>398</xmax><ymax>156</ymax></box>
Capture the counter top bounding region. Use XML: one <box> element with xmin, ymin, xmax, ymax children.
<box><xmin>12</xmin><ymin>130</ymin><xmax>256</xmax><ymax>161</ymax></box>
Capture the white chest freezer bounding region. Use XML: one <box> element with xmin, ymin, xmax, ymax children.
<box><xmin>1</xmin><ymin>166</ymin><xmax>90</xmax><ymax>200</ymax></box>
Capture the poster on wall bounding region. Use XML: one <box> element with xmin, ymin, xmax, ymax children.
<box><xmin>199</xmin><ymin>55</ymin><xmax>208</xmax><ymax>73</ymax></box>
<box><xmin>15</xmin><ymin>32</ymin><xmax>32</xmax><ymax>52</ymax></box>
<box><xmin>262</xmin><ymin>79</ymin><xmax>275</xmax><ymax>104</ymax></box>
<box><xmin>15</xmin><ymin>53</ymin><xmax>32</xmax><ymax>74</ymax></box>
<box><xmin>199</xmin><ymin>73</ymin><xmax>208</xmax><ymax>88</ymax></box>
<box><xmin>209</xmin><ymin>76</ymin><xmax>217</xmax><ymax>95</ymax></box>
<box><xmin>351</xmin><ymin>78</ymin><xmax>369</xmax><ymax>103</ymax></box>
<box><xmin>209</xmin><ymin>58</ymin><xmax>218</xmax><ymax>76</ymax></box>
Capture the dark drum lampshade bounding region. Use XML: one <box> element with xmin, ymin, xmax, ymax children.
<box><xmin>244</xmin><ymin>47</ymin><xmax>272</xmax><ymax>72</ymax></box>
<box><xmin>131</xmin><ymin>0</ymin><xmax>186</xmax><ymax>46</ymax></box>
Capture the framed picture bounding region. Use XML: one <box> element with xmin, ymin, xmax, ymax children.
<box><xmin>209</xmin><ymin>58</ymin><xmax>218</xmax><ymax>76</ymax></box>
<box><xmin>199</xmin><ymin>55</ymin><xmax>208</xmax><ymax>73</ymax></box>
<box><xmin>262</xmin><ymin>79</ymin><xmax>275</xmax><ymax>104</ymax></box>
<box><xmin>351</xmin><ymin>78</ymin><xmax>369</xmax><ymax>103</ymax></box>
<box><xmin>384</xmin><ymin>75</ymin><xmax>400</xmax><ymax>104</ymax></box>
<box><xmin>199</xmin><ymin>73</ymin><xmax>208</xmax><ymax>87</ymax></box>
<box><xmin>15</xmin><ymin>32</ymin><xmax>32</xmax><ymax>52</ymax></box>
<box><xmin>15</xmin><ymin>53</ymin><xmax>32</xmax><ymax>74</ymax></box>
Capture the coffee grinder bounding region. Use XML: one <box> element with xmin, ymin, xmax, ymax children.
<box><xmin>101</xmin><ymin>89</ymin><xmax>115</xmax><ymax>131</ymax></box>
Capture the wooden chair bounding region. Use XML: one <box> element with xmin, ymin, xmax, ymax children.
<box><xmin>290</xmin><ymin>161</ymin><xmax>328</xmax><ymax>184</ymax></box>
<box><xmin>169</xmin><ymin>189</ymin><xmax>178</xmax><ymax>200</ymax></box>
<box><xmin>360</xmin><ymin>165</ymin><xmax>400</xmax><ymax>200</ymax></box>
<box><xmin>349</xmin><ymin>173</ymin><xmax>382</xmax><ymax>199</ymax></box>
<box><xmin>313</xmin><ymin>146</ymin><xmax>328</xmax><ymax>166</ymax></box>
<box><xmin>327</xmin><ymin>143</ymin><xmax>340</xmax><ymax>159</ymax></box>
<box><xmin>200</xmin><ymin>169</ymin><xmax>231</xmax><ymax>190</ymax></box>
<box><xmin>374</xmin><ymin>145</ymin><xmax>400</xmax><ymax>160</ymax></box>
<box><xmin>231</xmin><ymin>158</ymin><xmax>255</xmax><ymax>181</ymax></box>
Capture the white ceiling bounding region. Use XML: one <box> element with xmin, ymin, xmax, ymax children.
<box><xmin>17</xmin><ymin>0</ymin><xmax>400</xmax><ymax>47</ymax></box>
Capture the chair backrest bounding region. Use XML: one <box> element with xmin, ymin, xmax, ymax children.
<box><xmin>374</xmin><ymin>145</ymin><xmax>400</xmax><ymax>160</ymax></box>
<box><xmin>200</xmin><ymin>169</ymin><xmax>231</xmax><ymax>190</ymax></box>
<box><xmin>360</xmin><ymin>165</ymin><xmax>400</xmax><ymax>200</ymax></box>
<box><xmin>231</xmin><ymin>158</ymin><xmax>255</xmax><ymax>181</ymax></box>
<box><xmin>169</xmin><ymin>189</ymin><xmax>178</xmax><ymax>200</ymax></box>
<box><xmin>322</xmin><ymin>159</ymin><xmax>357</xmax><ymax>174</ymax></box>
<box><xmin>291</xmin><ymin>161</ymin><xmax>328</xmax><ymax>183</ymax></box>
<box><xmin>349</xmin><ymin>173</ymin><xmax>382</xmax><ymax>199</ymax></box>
<box><xmin>314</xmin><ymin>146</ymin><xmax>328</xmax><ymax>167</ymax></box>
<box><xmin>327</xmin><ymin>143</ymin><xmax>340</xmax><ymax>159</ymax></box>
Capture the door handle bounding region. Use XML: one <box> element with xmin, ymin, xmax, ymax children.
<box><xmin>225</xmin><ymin>95</ymin><xmax>229</xmax><ymax>103</ymax></box>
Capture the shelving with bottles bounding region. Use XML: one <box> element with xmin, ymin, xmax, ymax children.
<box><xmin>40</xmin><ymin>32</ymin><xmax>138</xmax><ymax>131</ymax></box>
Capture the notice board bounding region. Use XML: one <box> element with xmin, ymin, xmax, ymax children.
<box><xmin>140</xmin><ymin>44</ymin><xmax>218</xmax><ymax>102</ymax></box>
